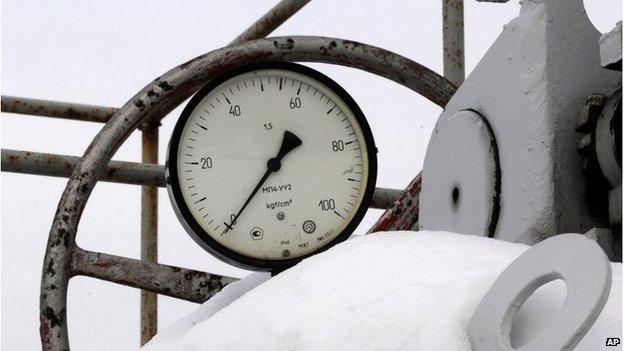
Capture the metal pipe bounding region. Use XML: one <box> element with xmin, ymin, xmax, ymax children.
<box><xmin>442</xmin><ymin>0</ymin><xmax>465</xmax><ymax>87</ymax></box>
<box><xmin>1</xmin><ymin>149</ymin><xmax>165</xmax><ymax>187</ymax></box>
<box><xmin>140</xmin><ymin>126</ymin><xmax>159</xmax><ymax>345</ymax></box>
<box><xmin>1</xmin><ymin>95</ymin><xmax>117</xmax><ymax>123</ymax></box>
<box><xmin>230</xmin><ymin>0</ymin><xmax>311</xmax><ymax>45</ymax></box>
<box><xmin>2</xmin><ymin>148</ymin><xmax>401</xmax><ymax>210</ymax></box>
<box><xmin>71</xmin><ymin>248</ymin><xmax>238</xmax><ymax>304</ymax></box>
<box><xmin>370</xmin><ymin>187</ymin><xmax>402</xmax><ymax>210</ymax></box>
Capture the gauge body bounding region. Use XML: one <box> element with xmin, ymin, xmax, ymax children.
<box><xmin>166</xmin><ymin>62</ymin><xmax>377</xmax><ymax>271</ymax></box>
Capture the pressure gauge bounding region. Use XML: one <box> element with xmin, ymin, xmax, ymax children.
<box><xmin>166</xmin><ymin>62</ymin><xmax>377</xmax><ymax>271</ymax></box>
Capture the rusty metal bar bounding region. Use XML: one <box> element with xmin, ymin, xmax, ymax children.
<box><xmin>140</xmin><ymin>126</ymin><xmax>159</xmax><ymax>345</ymax></box>
<box><xmin>1</xmin><ymin>95</ymin><xmax>117</xmax><ymax>123</ymax></box>
<box><xmin>71</xmin><ymin>248</ymin><xmax>237</xmax><ymax>304</ymax></box>
<box><xmin>369</xmin><ymin>173</ymin><xmax>422</xmax><ymax>233</ymax></box>
<box><xmin>2</xmin><ymin>148</ymin><xmax>401</xmax><ymax>210</ymax></box>
<box><xmin>230</xmin><ymin>0</ymin><xmax>311</xmax><ymax>45</ymax></box>
<box><xmin>1</xmin><ymin>149</ymin><xmax>164</xmax><ymax>187</ymax></box>
<box><xmin>442</xmin><ymin>0</ymin><xmax>465</xmax><ymax>87</ymax></box>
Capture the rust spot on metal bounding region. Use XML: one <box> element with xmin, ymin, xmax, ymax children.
<box><xmin>133</xmin><ymin>99</ymin><xmax>145</xmax><ymax>109</ymax></box>
<box><xmin>40</xmin><ymin>317</ymin><xmax>53</xmax><ymax>346</ymax></box>
<box><xmin>157</xmin><ymin>81</ymin><xmax>174</xmax><ymax>92</ymax></box>
<box><xmin>42</xmin><ymin>306</ymin><xmax>64</xmax><ymax>328</ymax></box>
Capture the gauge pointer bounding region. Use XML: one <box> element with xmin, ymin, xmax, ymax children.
<box><xmin>222</xmin><ymin>131</ymin><xmax>302</xmax><ymax>234</ymax></box>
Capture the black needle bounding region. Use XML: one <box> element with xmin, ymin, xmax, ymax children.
<box><xmin>222</xmin><ymin>131</ymin><xmax>302</xmax><ymax>234</ymax></box>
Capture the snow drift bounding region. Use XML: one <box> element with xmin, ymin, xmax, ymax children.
<box><xmin>143</xmin><ymin>231</ymin><xmax>622</xmax><ymax>350</ymax></box>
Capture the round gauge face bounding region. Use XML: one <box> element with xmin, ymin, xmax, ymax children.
<box><xmin>166</xmin><ymin>62</ymin><xmax>377</xmax><ymax>271</ymax></box>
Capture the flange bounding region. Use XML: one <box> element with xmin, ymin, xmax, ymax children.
<box><xmin>420</xmin><ymin>110</ymin><xmax>500</xmax><ymax>236</ymax></box>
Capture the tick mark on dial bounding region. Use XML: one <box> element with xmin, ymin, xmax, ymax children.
<box><xmin>297</xmin><ymin>83</ymin><xmax>302</xmax><ymax>95</ymax></box>
<box><xmin>327</xmin><ymin>106</ymin><xmax>335</xmax><ymax>114</ymax></box>
<box><xmin>195</xmin><ymin>123</ymin><xmax>207</xmax><ymax>131</ymax></box>
<box><xmin>194</xmin><ymin>197</ymin><xmax>206</xmax><ymax>204</ymax></box>
<box><xmin>222</xmin><ymin>93</ymin><xmax>231</xmax><ymax>104</ymax></box>
<box><xmin>345</xmin><ymin>140</ymin><xmax>356</xmax><ymax>145</ymax></box>
<box><xmin>333</xmin><ymin>210</ymin><xmax>345</xmax><ymax>219</ymax></box>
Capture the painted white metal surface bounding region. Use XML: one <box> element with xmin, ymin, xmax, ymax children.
<box><xmin>599</xmin><ymin>21</ymin><xmax>622</xmax><ymax>69</ymax></box>
<box><xmin>468</xmin><ymin>234</ymin><xmax>612</xmax><ymax>351</ymax></box>
<box><xmin>420</xmin><ymin>110</ymin><xmax>499</xmax><ymax>236</ymax></box>
<box><xmin>420</xmin><ymin>0</ymin><xmax>621</xmax><ymax>243</ymax></box>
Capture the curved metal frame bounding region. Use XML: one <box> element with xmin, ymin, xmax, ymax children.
<box><xmin>39</xmin><ymin>36</ymin><xmax>456</xmax><ymax>349</ymax></box>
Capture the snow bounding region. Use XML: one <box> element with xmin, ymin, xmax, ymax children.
<box><xmin>142</xmin><ymin>231</ymin><xmax>622</xmax><ymax>351</ymax></box>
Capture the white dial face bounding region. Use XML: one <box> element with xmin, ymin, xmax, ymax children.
<box><xmin>170</xmin><ymin>65</ymin><xmax>374</xmax><ymax>264</ymax></box>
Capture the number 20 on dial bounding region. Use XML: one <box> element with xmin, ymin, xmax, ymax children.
<box><xmin>166</xmin><ymin>62</ymin><xmax>377</xmax><ymax>271</ymax></box>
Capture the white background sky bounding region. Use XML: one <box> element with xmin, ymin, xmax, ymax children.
<box><xmin>1</xmin><ymin>0</ymin><xmax>620</xmax><ymax>349</ymax></box>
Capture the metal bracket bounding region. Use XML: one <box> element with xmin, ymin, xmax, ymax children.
<box><xmin>468</xmin><ymin>234</ymin><xmax>612</xmax><ymax>350</ymax></box>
